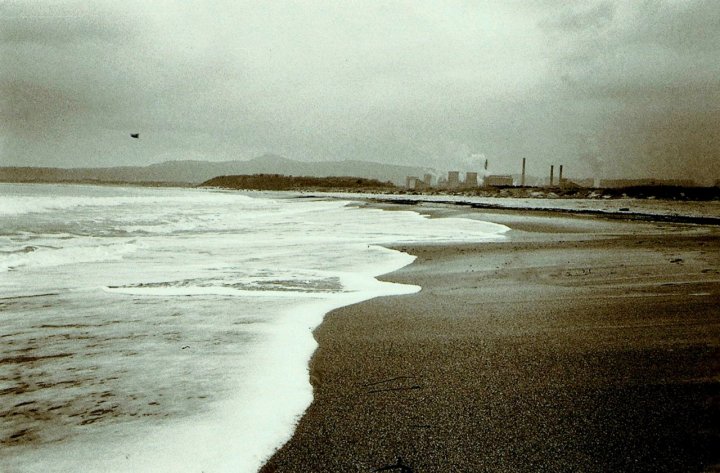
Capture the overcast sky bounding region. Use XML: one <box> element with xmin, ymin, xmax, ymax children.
<box><xmin>1</xmin><ymin>0</ymin><xmax>718</xmax><ymax>181</ymax></box>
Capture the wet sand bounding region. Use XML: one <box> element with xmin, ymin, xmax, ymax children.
<box><xmin>262</xmin><ymin>207</ymin><xmax>720</xmax><ymax>472</ymax></box>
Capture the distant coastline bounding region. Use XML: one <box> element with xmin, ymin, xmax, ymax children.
<box><xmin>5</xmin><ymin>175</ymin><xmax>720</xmax><ymax>204</ymax></box>
<box><xmin>199</xmin><ymin>174</ymin><xmax>720</xmax><ymax>202</ymax></box>
<box><xmin>3</xmin><ymin>166</ymin><xmax>719</xmax><ymax>202</ymax></box>
<box><xmin>3</xmin><ymin>154</ymin><xmax>719</xmax><ymax>199</ymax></box>
<box><xmin>0</xmin><ymin>179</ymin><xmax>194</xmax><ymax>188</ymax></box>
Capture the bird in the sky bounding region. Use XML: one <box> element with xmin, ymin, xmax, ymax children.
<box><xmin>130</xmin><ymin>133</ymin><xmax>140</xmax><ymax>139</ymax></box>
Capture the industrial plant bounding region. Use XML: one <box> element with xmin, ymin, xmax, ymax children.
<box><xmin>403</xmin><ymin>157</ymin><xmax>703</xmax><ymax>191</ymax></box>
<box><xmin>405</xmin><ymin>158</ymin><xmax>563</xmax><ymax>190</ymax></box>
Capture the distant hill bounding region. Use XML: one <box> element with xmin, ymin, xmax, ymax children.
<box><xmin>201</xmin><ymin>174</ymin><xmax>395</xmax><ymax>191</ymax></box>
<box><xmin>0</xmin><ymin>154</ymin><xmax>432</xmax><ymax>186</ymax></box>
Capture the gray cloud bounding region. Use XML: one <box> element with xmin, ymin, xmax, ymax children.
<box><xmin>540</xmin><ymin>1</ymin><xmax>615</xmax><ymax>32</ymax></box>
<box><xmin>1</xmin><ymin>0</ymin><xmax>717</xmax><ymax>183</ymax></box>
<box><xmin>538</xmin><ymin>0</ymin><xmax>720</xmax><ymax>182</ymax></box>
<box><xmin>0</xmin><ymin>1</ymin><xmax>135</xmax><ymax>44</ymax></box>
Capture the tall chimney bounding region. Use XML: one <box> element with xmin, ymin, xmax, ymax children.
<box><xmin>550</xmin><ymin>165</ymin><xmax>554</xmax><ymax>186</ymax></box>
<box><xmin>521</xmin><ymin>158</ymin><xmax>526</xmax><ymax>186</ymax></box>
<box><xmin>484</xmin><ymin>159</ymin><xmax>488</xmax><ymax>171</ymax></box>
<box><xmin>559</xmin><ymin>165</ymin><xmax>564</xmax><ymax>187</ymax></box>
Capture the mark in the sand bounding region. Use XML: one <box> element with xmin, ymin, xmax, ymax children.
<box><xmin>0</xmin><ymin>293</ymin><xmax>60</xmax><ymax>300</ymax></box>
<box><xmin>362</xmin><ymin>376</ymin><xmax>415</xmax><ymax>387</ymax></box>
<box><xmin>0</xmin><ymin>353</ymin><xmax>73</xmax><ymax>365</ymax></box>
<box><xmin>369</xmin><ymin>385</ymin><xmax>422</xmax><ymax>394</ymax></box>
<box><xmin>9</xmin><ymin>429</ymin><xmax>29</xmax><ymax>439</ymax></box>
<box><xmin>363</xmin><ymin>376</ymin><xmax>423</xmax><ymax>394</ymax></box>
<box><xmin>13</xmin><ymin>400</ymin><xmax>35</xmax><ymax>408</ymax></box>
<box><xmin>4</xmin><ymin>428</ymin><xmax>37</xmax><ymax>445</ymax></box>
<box><xmin>0</xmin><ymin>332</ymin><xmax>24</xmax><ymax>339</ymax></box>
<box><xmin>374</xmin><ymin>457</ymin><xmax>414</xmax><ymax>472</ymax></box>
<box><xmin>0</xmin><ymin>382</ymin><xmax>30</xmax><ymax>396</ymax></box>
<box><xmin>36</xmin><ymin>321</ymin><xmax>118</xmax><ymax>329</ymax></box>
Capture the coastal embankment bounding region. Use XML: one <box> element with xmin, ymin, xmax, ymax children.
<box><xmin>261</xmin><ymin>202</ymin><xmax>720</xmax><ymax>472</ymax></box>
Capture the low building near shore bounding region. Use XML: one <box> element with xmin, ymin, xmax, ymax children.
<box><xmin>484</xmin><ymin>175</ymin><xmax>514</xmax><ymax>187</ymax></box>
<box><xmin>405</xmin><ymin>175</ymin><xmax>431</xmax><ymax>190</ymax></box>
<box><xmin>566</xmin><ymin>178</ymin><xmax>595</xmax><ymax>188</ymax></box>
<box><xmin>600</xmin><ymin>178</ymin><xmax>697</xmax><ymax>188</ymax></box>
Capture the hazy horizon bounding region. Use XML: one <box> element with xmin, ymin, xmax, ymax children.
<box><xmin>2</xmin><ymin>1</ymin><xmax>718</xmax><ymax>183</ymax></box>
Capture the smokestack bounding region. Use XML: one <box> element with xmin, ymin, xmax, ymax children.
<box><xmin>559</xmin><ymin>165</ymin><xmax>564</xmax><ymax>185</ymax></box>
<box><xmin>484</xmin><ymin>159</ymin><xmax>488</xmax><ymax>171</ymax></box>
<box><xmin>521</xmin><ymin>158</ymin><xmax>526</xmax><ymax>187</ymax></box>
<box><xmin>550</xmin><ymin>165</ymin><xmax>554</xmax><ymax>186</ymax></box>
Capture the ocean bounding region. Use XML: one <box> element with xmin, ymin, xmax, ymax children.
<box><xmin>0</xmin><ymin>183</ymin><xmax>508</xmax><ymax>472</ymax></box>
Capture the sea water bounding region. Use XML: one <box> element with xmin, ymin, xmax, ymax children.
<box><xmin>0</xmin><ymin>184</ymin><xmax>508</xmax><ymax>473</ymax></box>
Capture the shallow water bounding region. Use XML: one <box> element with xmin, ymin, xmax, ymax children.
<box><xmin>0</xmin><ymin>184</ymin><xmax>507</xmax><ymax>472</ymax></box>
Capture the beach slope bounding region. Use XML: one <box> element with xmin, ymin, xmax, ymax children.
<box><xmin>262</xmin><ymin>209</ymin><xmax>720</xmax><ymax>472</ymax></box>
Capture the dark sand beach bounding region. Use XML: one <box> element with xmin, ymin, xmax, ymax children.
<box><xmin>262</xmin><ymin>204</ymin><xmax>720</xmax><ymax>472</ymax></box>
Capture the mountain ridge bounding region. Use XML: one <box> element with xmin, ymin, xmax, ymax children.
<box><xmin>0</xmin><ymin>155</ymin><xmax>433</xmax><ymax>186</ymax></box>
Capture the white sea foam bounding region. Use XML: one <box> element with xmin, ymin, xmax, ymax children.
<box><xmin>0</xmin><ymin>184</ymin><xmax>255</xmax><ymax>217</ymax></box>
<box><xmin>27</xmin><ymin>249</ymin><xmax>419</xmax><ymax>473</ymax></box>
<box><xmin>0</xmin><ymin>183</ymin><xmax>507</xmax><ymax>473</ymax></box>
<box><xmin>0</xmin><ymin>239</ymin><xmax>139</xmax><ymax>272</ymax></box>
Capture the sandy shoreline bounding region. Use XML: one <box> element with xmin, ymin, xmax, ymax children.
<box><xmin>261</xmin><ymin>203</ymin><xmax>720</xmax><ymax>472</ymax></box>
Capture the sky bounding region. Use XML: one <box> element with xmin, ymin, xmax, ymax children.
<box><xmin>1</xmin><ymin>0</ymin><xmax>718</xmax><ymax>182</ymax></box>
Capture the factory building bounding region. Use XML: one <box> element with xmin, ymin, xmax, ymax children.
<box><xmin>484</xmin><ymin>175</ymin><xmax>514</xmax><ymax>187</ymax></box>
<box><xmin>405</xmin><ymin>175</ymin><xmax>432</xmax><ymax>190</ymax></box>
<box><xmin>405</xmin><ymin>176</ymin><xmax>419</xmax><ymax>188</ymax></box>
<box><xmin>464</xmin><ymin>172</ymin><xmax>478</xmax><ymax>187</ymax></box>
